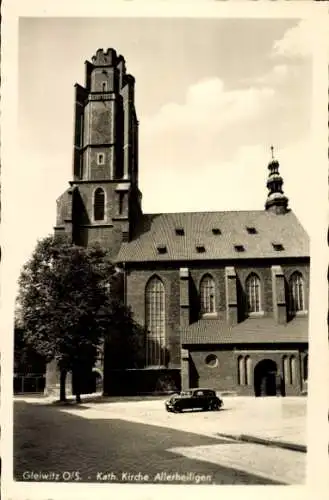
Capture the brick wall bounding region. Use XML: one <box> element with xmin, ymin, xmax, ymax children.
<box><xmin>125</xmin><ymin>260</ymin><xmax>309</xmax><ymax>366</ymax></box>
<box><xmin>189</xmin><ymin>347</ymin><xmax>307</xmax><ymax>396</ymax></box>
<box><xmin>126</xmin><ymin>268</ymin><xmax>181</xmax><ymax>368</ymax></box>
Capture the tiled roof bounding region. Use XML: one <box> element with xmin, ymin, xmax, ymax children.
<box><xmin>116</xmin><ymin>210</ymin><xmax>309</xmax><ymax>263</ymax></box>
<box><xmin>181</xmin><ymin>317</ymin><xmax>308</xmax><ymax>344</ymax></box>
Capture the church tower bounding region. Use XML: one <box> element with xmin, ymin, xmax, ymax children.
<box><xmin>55</xmin><ymin>48</ymin><xmax>142</xmax><ymax>257</ymax></box>
<box><xmin>265</xmin><ymin>147</ymin><xmax>289</xmax><ymax>215</ymax></box>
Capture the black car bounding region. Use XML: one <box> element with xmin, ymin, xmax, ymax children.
<box><xmin>165</xmin><ymin>388</ymin><xmax>223</xmax><ymax>413</ymax></box>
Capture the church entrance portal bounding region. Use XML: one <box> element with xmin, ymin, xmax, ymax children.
<box><xmin>254</xmin><ymin>359</ymin><xmax>278</xmax><ymax>397</ymax></box>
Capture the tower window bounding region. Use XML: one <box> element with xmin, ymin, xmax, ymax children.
<box><xmin>234</xmin><ymin>244</ymin><xmax>245</xmax><ymax>252</ymax></box>
<box><xmin>102</xmin><ymin>81</ymin><xmax>107</xmax><ymax>92</ymax></box>
<box><xmin>196</xmin><ymin>245</ymin><xmax>206</xmax><ymax>253</ymax></box>
<box><xmin>97</xmin><ymin>153</ymin><xmax>105</xmax><ymax>165</ymax></box>
<box><xmin>246</xmin><ymin>227</ymin><xmax>257</xmax><ymax>234</ymax></box>
<box><xmin>175</xmin><ymin>228</ymin><xmax>185</xmax><ymax>236</ymax></box>
<box><xmin>212</xmin><ymin>228</ymin><xmax>221</xmax><ymax>235</ymax></box>
<box><xmin>93</xmin><ymin>187</ymin><xmax>105</xmax><ymax>221</ymax></box>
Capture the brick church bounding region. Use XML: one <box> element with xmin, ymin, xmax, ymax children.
<box><xmin>54</xmin><ymin>48</ymin><xmax>309</xmax><ymax>397</ymax></box>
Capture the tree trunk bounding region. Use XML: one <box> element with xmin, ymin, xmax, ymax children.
<box><xmin>73</xmin><ymin>367</ymin><xmax>82</xmax><ymax>404</ymax></box>
<box><xmin>59</xmin><ymin>370</ymin><xmax>67</xmax><ymax>402</ymax></box>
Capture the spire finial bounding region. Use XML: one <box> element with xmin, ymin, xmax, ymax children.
<box><xmin>270</xmin><ymin>145</ymin><xmax>274</xmax><ymax>160</ymax></box>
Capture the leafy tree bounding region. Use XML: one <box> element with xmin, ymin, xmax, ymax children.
<box><xmin>104</xmin><ymin>299</ymin><xmax>146</xmax><ymax>370</ymax></box>
<box><xmin>17</xmin><ymin>235</ymin><xmax>120</xmax><ymax>403</ymax></box>
<box><xmin>14</xmin><ymin>324</ymin><xmax>46</xmax><ymax>375</ymax></box>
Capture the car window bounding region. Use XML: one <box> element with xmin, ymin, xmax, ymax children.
<box><xmin>194</xmin><ymin>390</ymin><xmax>204</xmax><ymax>396</ymax></box>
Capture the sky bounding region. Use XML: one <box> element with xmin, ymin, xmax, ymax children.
<box><xmin>14</xmin><ymin>16</ymin><xmax>317</xmax><ymax>279</ymax></box>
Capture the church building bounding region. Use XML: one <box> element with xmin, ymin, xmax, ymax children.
<box><xmin>55</xmin><ymin>49</ymin><xmax>309</xmax><ymax>397</ymax></box>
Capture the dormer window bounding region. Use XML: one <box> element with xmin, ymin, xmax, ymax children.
<box><xmin>234</xmin><ymin>244</ymin><xmax>245</xmax><ymax>252</ymax></box>
<box><xmin>157</xmin><ymin>245</ymin><xmax>167</xmax><ymax>255</ymax></box>
<box><xmin>97</xmin><ymin>153</ymin><xmax>105</xmax><ymax>165</ymax></box>
<box><xmin>272</xmin><ymin>243</ymin><xmax>284</xmax><ymax>251</ymax></box>
<box><xmin>175</xmin><ymin>228</ymin><xmax>185</xmax><ymax>236</ymax></box>
<box><xmin>196</xmin><ymin>245</ymin><xmax>206</xmax><ymax>253</ymax></box>
<box><xmin>212</xmin><ymin>228</ymin><xmax>221</xmax><ymax>235</ymax></box>
<box><xmin>246</xmin><ymin>226</ymin><xmax>257</xmax><ymax>234</ymax></box>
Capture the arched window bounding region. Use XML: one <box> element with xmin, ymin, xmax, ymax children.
<box><xmin>93</xmin><ymin>188</ymin><xmax>105</xmax><ymax>221</ymax></box>
<box><xmin>145</xmin><ymin>276</ymin><xmax>166</xmax><ymax>367</ymax></box>
<box><xmin>290</xmin><ymin>356</ymin><xmax>297</xmax><ymax>385</ymax></box>
<box><xmin>238</xmin><ymin>356</ymin><xmax>245</xmax><ymax>385</ymax></box>
<box><xmin>246</xmin><ymin>273</ymin><xmax>261</xmax><ymax>313</ymax></box>
<box><xmin>289</xmin><ymin>272</ymin><xmax>305</xmax><ymax>313</ymax></box>
<box><xmin>245</xmin><ymin>356</ymin><xmax>252</xmax><ymax>385</ymax></box>
<box><xmin>303</xmin><ymin>355</ymin><xmax>308</xmax><ymax>382</ymax></box>
<box><xmin>283</xmin><ymin>356</ymin><xmax>289</xmax><ymax>385</ymax></box>
<box><xmin>200</xmin><ymin>274</ymin><xmax>216</xmax><ymax>314</ymax></box>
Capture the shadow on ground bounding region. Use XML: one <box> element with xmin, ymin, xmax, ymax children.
<box><xmin>14</xmin><ymin>401</ymin><xmax>282</xmax><ymax>486</ymax></box>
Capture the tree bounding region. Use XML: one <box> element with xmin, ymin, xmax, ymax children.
<box><xmin>17</xmin><ymin>235</ymin><xmax>118</xmax><ymax>403</ymax></box>
<box><xmin>103</xmin><ymin>298</ymin><xmax>146</xmax><ymax>370</ymax></box>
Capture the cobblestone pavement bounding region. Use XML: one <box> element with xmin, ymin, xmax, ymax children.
<box><xmin>15</xmin><ymin>401</ymin><xmax>288</xmax><ymax>485</ymax></box>
<box><xmin>14</xmin><ymin>397</ymin><xmax>306</xmax><ymax>485</ymax></box>
<box><xmin>168</xmin><ymin>443</ymin><xmax>305</xmax><ymax>484</ymax></box>
<box><xmin>58</xmin><ymin>395</ymin><xmax>306</xmax><ymax>446</ymax></box>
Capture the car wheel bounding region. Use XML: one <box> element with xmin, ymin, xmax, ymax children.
<box><xmin>174</xmin><ymin>404</ymin><xmax>183</xmax><ymax>413</ymax></box>
<box><xmin>210</xmin><ymin>401</ymin><xmax>220</xmax><ymax>411</ymax></box>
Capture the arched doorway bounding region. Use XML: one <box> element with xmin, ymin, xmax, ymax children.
<box><xmin>254</xmin><ymin>359</ymin><xmax>278</xmax><ymax>397</ymax></box>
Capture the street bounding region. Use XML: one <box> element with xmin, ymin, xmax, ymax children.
<box><xmin>14</xmin><ymin>397</ymin><xmax>306</xmax><ymax>485</ymax></box>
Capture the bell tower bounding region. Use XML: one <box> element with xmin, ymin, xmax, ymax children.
<box><xmin>55</xmin><ymin>49</ymin><xmax>142</xmax><ymax>256</ymax></box>
<box><xmin>265</xmin><ymin>146</ymin><xmax>289</xmax><ymax>215</ymax></box>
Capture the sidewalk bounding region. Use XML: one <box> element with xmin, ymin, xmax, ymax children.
<box><xmin>17</xmin><ymin>393</ymin><xmax>307</xmax><ymax>452</ymax></box>
<box><xmin>213</xmin><ymin>396</ymin><xmax>306</xmax><ymax>452</ymax></box>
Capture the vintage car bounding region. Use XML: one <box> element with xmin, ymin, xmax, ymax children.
<box><xmin>165</xmin><ymin>388</ymin><xmax>223</xmax><ymax>413</ymax></box>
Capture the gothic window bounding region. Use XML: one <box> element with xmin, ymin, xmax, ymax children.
<box><xmin>283</xmin><ymin>355</ymin><xmax>297</xmax><ymax>385</ymax></box>
<box><xmin>303</xmin><ymin>355</ymin><xmax>308</xmax><ymax>382</ymax></box>
<box><xmin>93</xmin><ymin>187</ymin><xmax>105</xmax><ymax>221</ymax></box>
<box><xmin>283</xmin><ymin>356</ymin><xmax>289</xmax><ymax>385</ymax></box>
<box><xmin>238</xmin><ymin>356</ymin><xmax>245</xmax><ymax>385</ymax></box>
<box><xmin>289</xmin><ymin>272</ymin><xmax>305</xmax><ymax>313</ymax></box>
<box><xmin>145</xmin><ymin>276</ymin><xmax>166</xmax><ymax>367</ymax></box>
<box><xmin>238</xmin><ymin>356</ymin><xmax>252</xmax><ymax>385</ymax></box>
<box><xmin>118</xmin><ymin>192</ymin><xmax>124</xmax><ymax>215</ymax></box>
<box><xmin>246</xmin><ymin>273</ymin><xmax>261</xmax><ymax>313</ymax></box>
<box><xmin>200</xmin><ymin>274</ymin><xmax>216</xmax><ymax>314</ymax></box>
<box><xmin>245</xmin><ymin>356</ymin><xmax>252</xmax><ymax>385</ymax></box>
<box><xmin>290</xmin><ymin>356</ymin><xmax>297</xmax><ymax>385</ymax></box>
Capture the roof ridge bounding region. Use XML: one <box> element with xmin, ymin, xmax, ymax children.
<box><xmin>143</xmin><ymin>209</ymin><xmax>296</xmax><ymax>217</ymax></box>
